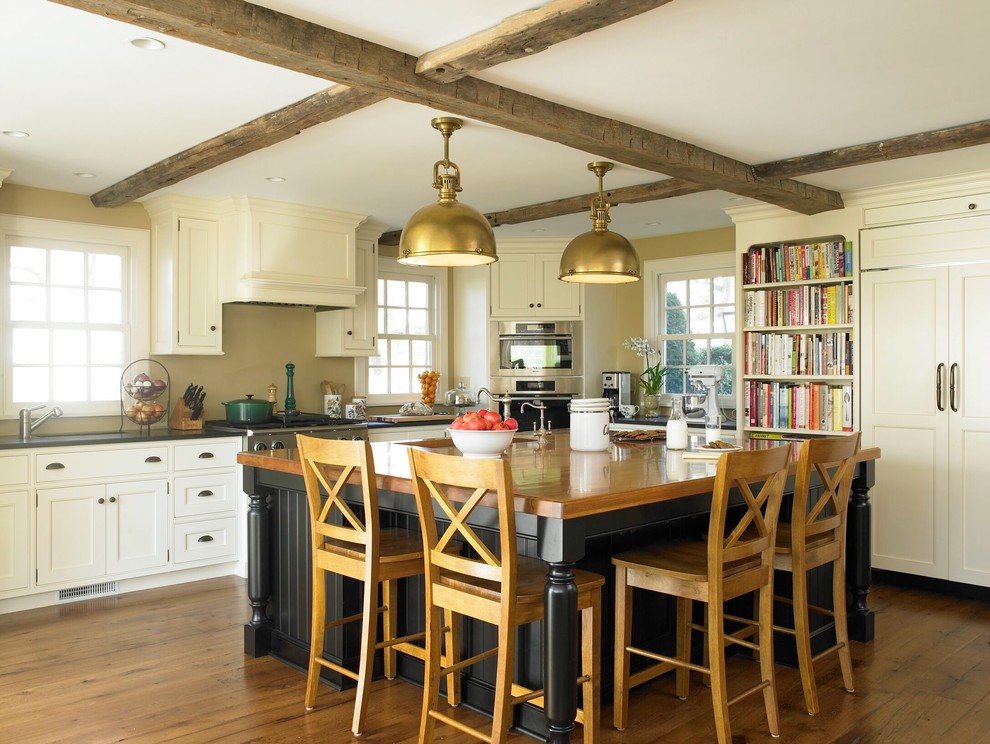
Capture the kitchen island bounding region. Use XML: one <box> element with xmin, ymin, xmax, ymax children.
<box><xmin>239</xmin><ymin>433</ymin><xmax>879</xmax><ymax>743</ymax></box>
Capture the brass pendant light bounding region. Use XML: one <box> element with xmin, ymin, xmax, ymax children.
<box><xmin>558</xmin><ymin>161</ymin><xmax>641</xmax><ymax>283</ymax></box>
<box><xmin>398</xmin><ymin>117</ymin><xmax>497</xmax><ymax>267</ymax></box>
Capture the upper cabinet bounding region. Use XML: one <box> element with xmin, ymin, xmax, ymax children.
<box><xmin>146</xmin><ymin>197</ymin><xmax>222</xmax><ymax>355</ymax></box>
<box><xmin>316</xmin><ymin>222</ymin><xmax>386</xmax><ymax>357</ymax></box>
<box><xmin>490</xmin><ymin>245</ymin><xmax>581</xmax><ymax>319</ymax></box>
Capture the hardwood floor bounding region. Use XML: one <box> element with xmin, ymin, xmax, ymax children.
<box><xmin>1</xmin><ymin>577</ymin><xmax>988</xmax><ymax>743</ymax></box>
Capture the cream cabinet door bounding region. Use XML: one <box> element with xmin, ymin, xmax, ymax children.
<box><xmin>536</xmin><ymin>254</ymin><xmax>580</xmax><ymax>317</ymax></box>
<box><xmin>37</xmin><ymin>485</ymin><xmax>107</xmax><ymax>585</ymax></box>
<box><xmin>175</xmin><ymin>217</ymin><xmax>221</xmax><ymax>352</ymax></box>
<box><xmin>106</xmin><ymin>479</ymin><xmax>169</xmax><ymax>575</ymax></box>
<box><xmin>0</xmin><ymin>491</ymin><xmax>29</xmax><ymax>592</ymax></box>
<box><xmin>947</xmin><ymin>263</ymin><xmax>990</xmax><ymax>586</ymax></box>
<box><xmin>490</xmin><ymin>253</ymin><xmax>537</xmax><ymax>316</ymax></box>
<box><xmin>861</xmin><ymin>265</ymin><xmax>950</xmax><ymax>579</ymax></box>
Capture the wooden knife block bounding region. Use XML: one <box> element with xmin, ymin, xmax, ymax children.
<box><xmin>169</xmin><ymin>400</ymin><xmax>203</xmax><ymax>430</ymax></box>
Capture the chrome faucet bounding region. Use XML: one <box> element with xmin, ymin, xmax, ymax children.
<box><xmin>476</xmin><ymin>387</ymin><xmax>512</xmax><ymax>420</ymax></box>
<box><xmin>19</xmin><ymin>404</ymin><xmax>64</xmax><ymax>439</ymax></box>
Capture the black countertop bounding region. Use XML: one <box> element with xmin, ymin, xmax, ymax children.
<box><xmin>0</xmin><ymin>428</ymin><xmax>238</xmax><ymax>450</ymax></box>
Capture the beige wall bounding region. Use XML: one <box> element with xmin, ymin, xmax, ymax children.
<box><xmin>614</xmin><ymin>227</ymin><xmax>735</xmax><ymax>397</ymax></box>
<box><xmin>0</xmin><ymin>184</ymin><xmax>356</xmax><ymax>435</ymax></box>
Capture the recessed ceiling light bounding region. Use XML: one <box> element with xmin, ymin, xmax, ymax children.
<box><xmin>74</xmin><ymin>172</ymin><xmax>96</xmax><ymax>179</ymax></box>
<box><xmin>130</xmin><ymin>37</ymin><xmax>165</xmax><ymax>51</ymax></box>
<box><xmin>727</xmin><ymin>197</ymin><xmax>745</xmax><ymax>202</ymax></box>
<box><xmin>530</xmin><ymin>228</ymin><xmax>546</xmax><ymax>233</ymax></box>
<box><xmin>265</xmin><ymin>176</ymin><xmax>286</xmax><ymax>183</ymax></box>
<box><xmin>3</xmin><ymin>130</ymin><xmax>29</xmax><ymax>138</ymax></box>
<box><xmin>645</xmin><ymin>221</ymin><xmax>662</xmax><ymax>226</ymax></box>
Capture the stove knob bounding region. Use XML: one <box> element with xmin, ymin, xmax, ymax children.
<box><xmin>272</xmin><ymin>441</ymin><xmax>285</xmax><ymax>450</ymax></box>
<box><xmin>253</xmin><ymin>442</ymin><xmax>269</xmax><ymax>451</ymax></box>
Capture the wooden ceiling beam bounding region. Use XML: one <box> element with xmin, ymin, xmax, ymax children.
<box><xmin>754</xmin><ymin>118</ymin><xmax>990</xmax><ymax>179</ymax></box>
<box><xmin>415</xmin><ymin>0</ymin><xmax>675</xmax><ymax>83</ymax></box>
<box><xmin>377</xmin><ymin>177</ymin><xmax>706</xmax><ymax>246</ymax></box>
<box><xmin>52</xmin><ymin>0</ymin><xmax>842</xmax><ymax>215</ymax></box>
<box><xmin>91</xmin><ymin>85</ymin><xmax>387</xmax><ymax>208</ymax></box>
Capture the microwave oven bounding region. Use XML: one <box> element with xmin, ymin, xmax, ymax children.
<box><xmin>490</xmin><ymin>320</ymin><xmax>581</xmax><ymax>378</ymax></box>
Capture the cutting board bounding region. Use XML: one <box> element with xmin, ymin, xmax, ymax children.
<box><xmin>370</xmin><ymin>414</ymin><xmax>456</xmax><ymax>423</ymax></box>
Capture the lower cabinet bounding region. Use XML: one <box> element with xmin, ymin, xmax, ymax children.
<box><xmin>36</xmin><ymin>479</ymin><xmax>169</xmax><ymax>585</ymax></box>
<box><xmin>368</xmin><ymin>425</ymin><xmax>451</xmax><ymax>443</ymax></box>
<box><xmin>0</xmin><ymin>490</ymin><xmax>29</xmax><ymax>593</ymax></box>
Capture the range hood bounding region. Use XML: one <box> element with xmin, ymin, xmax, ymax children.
<box><xmin>219</xmin><ymin>197</ymin><xmax>369</xmax><ymax>309</ymax></box>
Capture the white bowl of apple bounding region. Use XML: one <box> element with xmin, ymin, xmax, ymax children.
<box><xmin>448</xmin><ymin>410</ymin><xmax>519</xmax><ymax>458</ymax></box>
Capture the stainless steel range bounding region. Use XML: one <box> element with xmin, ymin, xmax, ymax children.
<box><xmin>205</xmin><ymin>412</ymin><xmax>368</xmax><ymax>451</ymax></box>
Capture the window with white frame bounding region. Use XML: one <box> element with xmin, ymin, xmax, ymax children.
<box><xmin>644</xmin><ymin>253</ymin><xmax>735</xmax><ymax>400</ymax></box>
<box><xmin>1</xmin><ymin>216</ymin><xmax>149</xmax><ymax>417</ymax></box>
<box><xmin>363</xmin><ymin>257</ymin><xmax>447</xmax><ymax>404</ymax></box>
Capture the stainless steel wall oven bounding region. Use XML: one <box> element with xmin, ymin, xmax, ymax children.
<box><xmin>490</xmin><ymin>321</ymin><xmax>581</xmax><ymax>378</ymax></box>
<box><xmin>486</xmin><ymin>376</ymin><xmax>581</xmax><ymax>434</ymax></box>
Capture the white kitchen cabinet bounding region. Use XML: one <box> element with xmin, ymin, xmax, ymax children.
<box><xmin>170</xmin><ymin>439</ymin><xmax>240</xmax><ymax>566</ymax></box>
<box><xmin>146</xmin><ymin>197</ymin><xmax>223</xmax><ymax>355</ymax></box>
<box><xmin>0</xmin><ymin>454</ymin><xmax>29</xmax><ymax>593</ymax></box>
<box><xmin>368</xmin><ymin>425</ymin><xmax>451</xmax><ymax>443</ymax></box>
<box><xmin>316</xmin><ymin>222</ymin><xmax>386</xmax><ymax>356</ymax></box>
<box><xmin>862</xmin><ymin>215</ymin><xmax>990</xmax><ymax>587</ymax></box>
<box><xmin>490</xmin><ymin>251</ymin><xmax>581</xmax><ymax>319</ymax></box>
<box><xmin>36</xmin><ymin>479</ymin><xmax>168</xmax><ymax>585</ymax></box>
<box><xmin>0</xmin><ymin>490</ymin><xmax>29</xmax><ymax>593</ymax></box>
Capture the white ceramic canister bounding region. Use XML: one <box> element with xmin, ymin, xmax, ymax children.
<box><xmin>568</xmin><ymin>397</ymin><xmax>611</xmax><ymax>451</ymax></box>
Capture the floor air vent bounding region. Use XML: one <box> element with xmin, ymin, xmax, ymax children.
<box><xmin>57</xmin><ymin>581</ymin><xmax>119</xmax><ymax>603</ymax></box>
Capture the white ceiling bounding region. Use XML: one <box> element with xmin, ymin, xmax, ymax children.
<box><xmin>3</xmin><ymin>0</ymin><xmax>990</xmax><ymax>239</ymax></box>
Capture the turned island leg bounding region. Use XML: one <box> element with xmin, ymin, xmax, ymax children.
<box><xmin>244</xmin><ymin>471</ymin><xmax>273</xmax><ymax>657</ymax></box>
<box><xmin>845</xmin><ymin>466</ymin><xmax>875</xmax><ymax>643</ymax></box>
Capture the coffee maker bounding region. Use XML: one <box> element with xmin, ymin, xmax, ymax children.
<box><xmin>602</xmin><ymin>371</ymin><xmax>632</xmax><ymax>414</ymax></box>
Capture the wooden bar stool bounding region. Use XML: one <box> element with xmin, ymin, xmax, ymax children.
<box><xmin>296</xmin><ymin>435</ymin><xmax>458</xmax><ymax>737</ymax></box>
<box><xmin>773</xmin><ymin>432</ymin><xmax>861</xmax><ymax>716</ymax></box>
<box><xmin>407</xmin><ymin>447</ymin><xmax>603</xmax><ymax>744</ymax></box>
<box><xmin>612</xmin><ymin>444</ymin><xmax>792</xmax><ymax>744</ymax></box>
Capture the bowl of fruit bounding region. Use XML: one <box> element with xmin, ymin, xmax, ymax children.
<box><xmin>124</xmin><ymin>372</ymin><xmax>168</xmax><ymax>401</ymax></box>
<box><xmin>448</xmin><ymin>410</ymin><xmax>519</xmax><ymax>458</ymax></box>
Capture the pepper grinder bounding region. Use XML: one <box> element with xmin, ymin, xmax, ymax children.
<box><xmin>267</xmin><ymin>383</ymin><xmax>278</xmax><ymax>416</ymax></box>
<box><xmin>284</xmin><ymin>363</ymin><xmax>297</xmax><ymax>414</ymax></box>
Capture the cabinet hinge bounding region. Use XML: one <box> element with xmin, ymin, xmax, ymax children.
<box><xmin>177</xmin><ymin>331</ymin><xmax>181</xmax><ymax>343</ymax></box>
<box><xmin>167</xmin><ymin>549</ymin><xmax>170</xmax><ymax>562</ymax></box>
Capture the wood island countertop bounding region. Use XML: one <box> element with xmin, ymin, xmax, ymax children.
<box><xmin>238</xmin><ymin>432</ymin><xmax>880</xmax><ymax>521</ymax></box>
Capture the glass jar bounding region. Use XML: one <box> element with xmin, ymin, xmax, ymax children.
<box><xmin>666</xmin><ymin>395</ymin><xmax>688</xmax><ymax>450</ymax></box>
<box><xmin>642</xmin><ymin>393</ymin><xmax>662</xmax><ymax>417</ymax></box>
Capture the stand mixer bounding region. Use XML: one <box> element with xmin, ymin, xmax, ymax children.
<box><xmin>686</xmin><ymin>365</ymin><xmax>725</xmax><ymax>422</ymax></box>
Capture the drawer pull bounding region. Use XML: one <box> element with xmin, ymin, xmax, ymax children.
<box><xmin>197</xmin><ymin>535</ymin><xmax>215</xmax><ymax>543</ymax></box>
<box><xmin>198</xmin><ymin>452</ymin><xmax>215</xmax><ymax>459</ymax></box>
<box><xmin>145</xmin><ymin>456</ymin><xmax>162</xmax><ymax>463</ymax></box>
<box><xmin>197</xmin><ymin>490</ymin><xmax>214</xmax><ymax>498</ymax></box>
<box><xmin>45</xmin><ymin>462</ymin><xmax>66</xmax><ymax>470</ymax></box>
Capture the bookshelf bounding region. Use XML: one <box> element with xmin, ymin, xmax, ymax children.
<box><xmin>742</xmin><ymin>236</ymin><xmax>854</xmax><ymax>436</ymax></box>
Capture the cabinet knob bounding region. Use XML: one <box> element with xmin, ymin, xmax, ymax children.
<box><xmin>45</xmin><ymin>462</ymin><xmax>65</xmax><ymax>470</ymax></box>
<box><xmin>537</xmin><ymin>303</ymin><xmax>542</xmax><ymax>308</ymax></box>
<box><xmin>197</xmin><ymin>490</ymin><xmax>214</xmax><ymax>498</ymax></box>
<box><xmin>197</xmin><ymin>535</ymin><xmax>215</xmax><ymax>543</ymax></box>
<box><xmin>529</xmin><ymin>303</ymin><xmax>535</xmax><ymax>308</ymax></box>
<box><xmin>969</xmin><ymin>203</ymin><xmax>977</xmax><ymax>210</ymax></box>
<box><xmin>197</xmin><ymin>452</ymin><xmax>214</xmax><ymax>459</ymax></box>
<box><xmin>98</xmin><ymin>497</ymin><xmax>105</xmax><ymax>504</ymax></box>
<box><xmin>347</xmin><ymin>330</ymin><xmax>353</xmax><ymax>335</ymax></box>
<box><xmin>145</xmin><ymin>456</ymin><xmax>162</xmax><ymax>463</ymax></box>
<box><xmin>109</xmin><ymin>496</ymin><xmax>116</xmax><ymax>503</ymax></box>
<box><xmin>210</xmin><ymin>325</ymin><xmax>217</xmax><ymax>331</ymax></box>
